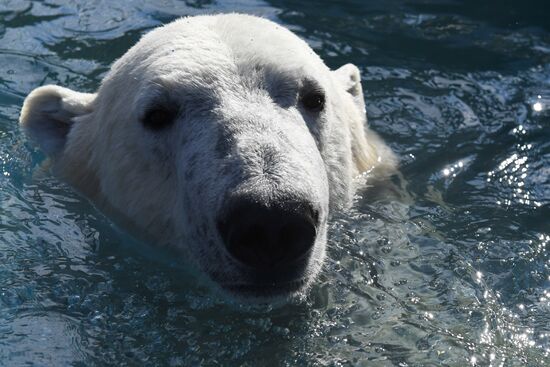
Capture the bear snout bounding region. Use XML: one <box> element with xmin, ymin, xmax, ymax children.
<box><xmin>217</xmin><ymin>197</ymin><xmax>320</xmax><ymax>272</ymax></box>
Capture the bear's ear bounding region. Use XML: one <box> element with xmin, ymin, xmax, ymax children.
<box><xmin>333</xmin><ymin>63</ymin><xmax>366</xmax><ymax>114</ymax></box>
<box><xmin>20</xmin><ymin>85</ymin><xmax>95</xmax><ymax>157</ymax></box>
<box><xmin>334</xmin><ymin>64</ymin><xmax>377</xmax><ymax>173</ymax></box>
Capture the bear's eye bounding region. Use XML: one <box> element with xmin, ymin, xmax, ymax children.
<box><xmin>300</xmin><ymin>90</ymin><xmax>325</xmax><ymax>112</ymax></box>
<box><xmin>142</xmin><ymin>106</ymin><xmax>177</xmax><ymax>131</ymax></box>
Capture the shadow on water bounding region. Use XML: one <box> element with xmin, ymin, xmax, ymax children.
<box><xmin>1</xmin><ymin>0</ymin><xmax>549</xmax><ymax>365</ymax></box>
<box><xmin>270</xmin><ymin>0</ymin><xmax>550</xmax><ymax>71</ymax></box>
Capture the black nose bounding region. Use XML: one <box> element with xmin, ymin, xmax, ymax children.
<box><xmin>218</xmin><ymin>198</ymin><xmax>319</xmax><ymax>269</ymax></box>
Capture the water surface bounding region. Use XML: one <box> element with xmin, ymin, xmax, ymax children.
<box><xmin>1</xmin><ymin>0</ymin><xmax>549</xmax><ymax>365</ymax></box>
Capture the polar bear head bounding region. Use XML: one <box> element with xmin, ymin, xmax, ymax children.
<box><xmin>20</xmin><ymin>14</ymin><xmax>394</xmax><ymax>300</ymax></box>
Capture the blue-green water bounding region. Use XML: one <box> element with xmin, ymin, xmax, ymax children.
<box><xmin>1</xmin><ymin>1</ymin><xmax>549</xmax><ymax>365</ymax></box>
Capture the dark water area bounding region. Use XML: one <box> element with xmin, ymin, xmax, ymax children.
<box><xmin>0</xmin><ymin>1</ymin><xmax>549</xmax><ymax>365</ymax></box>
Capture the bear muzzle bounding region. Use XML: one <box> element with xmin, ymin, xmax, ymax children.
<box><xmin>217</xmin><ymin>195</ymin><xmax>320</xmax><ymax>277</ymax></box>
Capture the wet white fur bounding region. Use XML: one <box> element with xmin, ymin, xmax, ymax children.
<box><xmin>20</xmin><ymin>14</ymin><xmax>396</xmax><ymax>298</ymax></box>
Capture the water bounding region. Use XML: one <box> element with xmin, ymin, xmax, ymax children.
<box><xmin>1</xmin><ymin>1</ymin><xmax>549</xmax><ymax>365</ymax></box>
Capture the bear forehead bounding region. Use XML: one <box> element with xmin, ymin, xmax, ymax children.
<box><xmin>103</xmin><ymin>14</ymin><xmax>328</xmax><ymax>92</ymax></box>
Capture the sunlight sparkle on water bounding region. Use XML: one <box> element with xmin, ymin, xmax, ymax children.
<box><xmin>442</xmin><ymin>160</ymin><xmax>465</xmax><ymax>177</ymax></box>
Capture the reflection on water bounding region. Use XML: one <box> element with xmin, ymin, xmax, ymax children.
<box><xmin>1</xmin><ymin>0</ymin><xmax>549</xmax><ymax>365</ymax></box>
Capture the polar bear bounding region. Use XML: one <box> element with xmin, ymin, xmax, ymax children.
<box><xmin>20</xmin><ymin>14</ymin><xmax>395</xmax><ymax>300</ymax></box>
